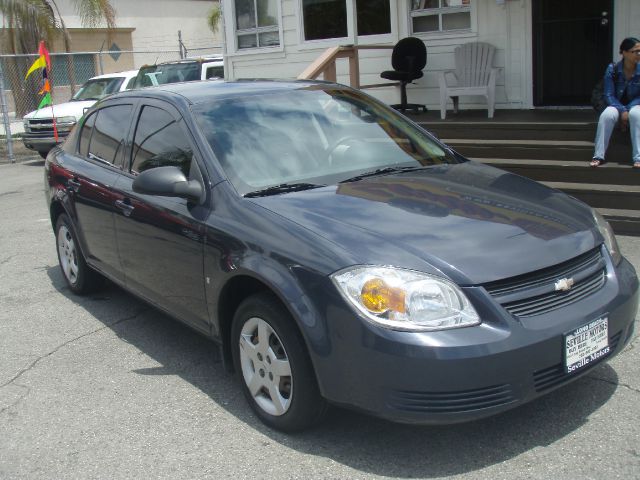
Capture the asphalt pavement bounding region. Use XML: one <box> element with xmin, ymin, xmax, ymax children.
<box><xmin>0</xmin><ymin>158</ymin><xmax>638</xmax><ymax>480</ymax></box>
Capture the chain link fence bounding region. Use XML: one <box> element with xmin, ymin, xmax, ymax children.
<box><xmin>1</xmin><ymin>46</ymin><xmax>222</xmax><ymax>163</ymax></box>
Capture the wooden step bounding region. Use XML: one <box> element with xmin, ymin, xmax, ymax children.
<box><xmin>446</xmin><ymin>138</ymin><xmax>633</xmax><ymax>163</ymax></box>
<box><xmin>445</xmin><ymin>138</ymin><xmax>593</xmax><ymax>161</ymax></box>
<box><xmin>473</xmin><ymin>157</ymin><xmax>640</xmax><ymax>185</ymax></box>
<box><xmin>421</xmin><ymin>121</ymin><xmax>596</xmax><ymax>142</ymax></box>
<box><xmin>596</xmin><ymin>208</ymin><xmax>640</xmax><ymax>236</ymax></box>
<box><xmin>541</xmin><ymin>181</ymin><xmax>640</xmax><ymax>210</ymax></box>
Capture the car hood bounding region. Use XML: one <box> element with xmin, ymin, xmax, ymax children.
<box><xmin>248</xmin><ymin>162</ymin><xmax>599</xmax><ymax>285</ymax></box>
<box><xmin>24</xmin><ymin>100</ymin><xmax>96</xmax><ymax>120</ymax></box>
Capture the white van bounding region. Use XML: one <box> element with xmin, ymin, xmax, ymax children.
<box><xmin>22</xmin><ymin>70</ymin><xmax>138</xmax><ymax>158</ymax></box>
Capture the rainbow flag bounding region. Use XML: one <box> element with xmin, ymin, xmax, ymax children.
<box><xmin>25</xmin><ymin>41</ymin><xmax>57</xmax><ymax>139</ymax></box>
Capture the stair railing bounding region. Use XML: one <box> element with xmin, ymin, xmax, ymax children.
<box><xmin>297</xmin><ymin>44</ymin><xmax>397</xmax><ymax>90</ymax></box>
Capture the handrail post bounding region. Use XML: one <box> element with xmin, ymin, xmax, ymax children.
<box><xmin>348</xmin><ymin>47</ymin><xmax>359</xmax><ymax>88</ymax></box>
<box><xmin>323</xmin><ymin>62</ymin><xmax>337</xmax><ymax>83</ymax></box>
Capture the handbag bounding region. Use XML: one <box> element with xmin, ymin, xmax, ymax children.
<box><xmin>591</xmin><ymin>63</ymin><xmax>616</xmax><ymax>114</ymax></box>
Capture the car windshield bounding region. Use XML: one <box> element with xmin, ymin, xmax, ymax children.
<box><xmin>72</xmin><ymin>77</ymin><xmax>124</xmax><ymax>101</ymax></box>
<box><xmin>134</xmin><ymin>63</ymin><xmax>201</xmax><ymax>88</ymax></box>
<box><xmin>193</xmin><ymin>85</ymin><xmax>462</xmax><ymax>196</ymax></box>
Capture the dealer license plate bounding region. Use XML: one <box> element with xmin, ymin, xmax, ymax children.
<box><xmin>564</xmin><ymin>317</ymin><xmax>610</xmax><ymax>374</ymax></box>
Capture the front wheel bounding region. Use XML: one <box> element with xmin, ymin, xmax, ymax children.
<box><xmin>231</xmin><ymin>293</ymin><xmax>327</xmax><ymax>432</ymax></box>
<box><xmin>55</xmin><ymin>214</ymin><xmax>103</xmax><ymax>294</ymax></box>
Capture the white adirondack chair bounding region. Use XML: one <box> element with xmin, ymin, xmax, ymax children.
<box><xmin>438</xmin><ymin>42</ymin><xmax>499</xmax><ymax>119</ymax></box>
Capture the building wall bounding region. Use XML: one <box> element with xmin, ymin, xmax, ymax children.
<box><xmin>51</xmin><ymin>0</ymin><xmax>221</xmax><ymax>67</ymax></box>
<box><xmin>223</xmin><ymin>0</ymin><xmax>640</xmax><ymax>110</ymax></box>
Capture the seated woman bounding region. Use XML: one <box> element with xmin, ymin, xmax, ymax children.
<box><xmin>591</xmin><ymin>37</ymin><xmax>640</xmax><ymax>168</ymax></box>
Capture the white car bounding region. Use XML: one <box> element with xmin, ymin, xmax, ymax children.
<box><xmin>22</xmin><ymin>70</ymin><xmax>138</xmax><ymax>158</ymax></box>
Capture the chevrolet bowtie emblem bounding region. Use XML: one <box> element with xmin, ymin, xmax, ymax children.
<box><xmin>554</xmin><ymin>278</ymin><xmax>575</xmax><ymax>292</ymax></box>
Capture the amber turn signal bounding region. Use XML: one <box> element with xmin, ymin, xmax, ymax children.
<box><xmin>361</xmin><ymin>278</ymin><xmax>406</xmax><ymax>314</ymax></box>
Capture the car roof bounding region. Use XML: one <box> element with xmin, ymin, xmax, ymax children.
<box><xmin>107</xmin><ymin>79</ymin><xmax>334</xmax><ymax>105</ymax></box>
<box><xmin>139</xmin><ymin>57</ymin><xmax>223</xmax><ymax>68</ymax></box>
<box><xmin>89</xmin><ymin>70</ymin><xmax>139</xmax><ymax>81</ymax></box>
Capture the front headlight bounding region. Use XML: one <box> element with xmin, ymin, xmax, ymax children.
<box><xmin>56</xmin><ymin>116</ymin><xmax>76</xmax><ymax>123</ymax></box>
<box><xmin>55</xmin><ymin>116</ymin><xmax>77</xmax><ymax>133</ymax></box>
<box><xmin>592</xmin><ymin>210</ymin><xmax>621</xmax><ymax>266</ymax></box>
<box><xmin>331</xmin><ymin>266</ymin><xmax>480</xmax><ymax>332</ymax></box>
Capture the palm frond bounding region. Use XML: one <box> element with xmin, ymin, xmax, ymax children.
<box><xmin>0</xmin><ymin>0</ymin><xmax>57</xmax><ymax>53</ymax></box>
<box><xmin>71</xmin><ymin>0</ymin><xmax>116</xmax><ymax>29</ymax></box>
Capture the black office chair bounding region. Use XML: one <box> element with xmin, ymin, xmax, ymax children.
<box><xmin>380</xmin><ymin>37</ymin><xmax>427</xmax><ymax>113</ymax></box>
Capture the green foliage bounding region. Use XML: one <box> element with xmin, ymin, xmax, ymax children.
<box><xmin>207</xmin><ymin>3</ymin><xmax>221</xmax><ymax>35</ymax></box>
<box><xmin>0</xmin><ymin>0</ymin><xmax>116</xmax><ymax>54</ymax></box>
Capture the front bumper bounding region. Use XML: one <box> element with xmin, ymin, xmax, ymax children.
<box><xmin>312</xmin><ymin>256</ymin><xmax>638</xmax><ymax>425</ymax></box>
<box><xmin>22</xmin><ymin>132</ymin><xmax>68</xmax><ymax>154</ymax></box>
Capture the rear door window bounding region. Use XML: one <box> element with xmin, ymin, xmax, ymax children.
<box><xmin>130</xmin><ymin>105</ymin><xmax>193</xmax><ymax>177</ymax></box>
<box><xmin>87</xmin><ymin>104</ymin><xmax>133</xmax><ymax>167</ymax></box>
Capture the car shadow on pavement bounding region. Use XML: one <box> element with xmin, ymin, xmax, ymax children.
<box><xmin>22</xmin><ymin>159</ymin><xmax>45</xmax><ymax>167</ymax></box>
<box><xmin>47</xmin><ymin>267</ymin><xmax>620</xmax><ymax>478</ymax></box>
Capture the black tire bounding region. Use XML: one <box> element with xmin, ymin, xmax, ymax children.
<box><xmin>55</xmin><ymin>214</ymin><xmax>104</xmax><ymax>294</ymax></box>
<box><xmin>39</xmin><ymin>151</ymin><xmax>48</xmax><ymax>159</ymax></box>
<box><xmin>231</xmin><ymin>293</ymin><xmax>327</xmax><ymax>432</ymax></box>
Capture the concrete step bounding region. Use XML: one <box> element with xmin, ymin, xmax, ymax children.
<box><xmin>473</xmin><ymin>157</ymin><xmax>640</xmax><ymax>186</ymax></box>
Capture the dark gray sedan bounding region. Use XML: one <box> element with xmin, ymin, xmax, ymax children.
<box><xmin>45</xmin><ymin>80</ymin><xmax>638</xmax><ymax>432</ymax></box>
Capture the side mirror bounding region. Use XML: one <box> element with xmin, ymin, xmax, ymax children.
<box><xmin>132</xmin><ymin>166</ymin><xmax>204</xmax><ymax>204</ymax></box>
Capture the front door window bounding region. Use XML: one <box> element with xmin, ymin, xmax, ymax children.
<box><xmin>302</xmin><ymin>0</ymin><xmax>391</xmax><ymax>41</ymax></box>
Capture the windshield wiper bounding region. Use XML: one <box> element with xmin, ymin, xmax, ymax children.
<box><xmin>244</xmin><ymin>182</ymin><xmax>326</xmax><ymax>198</ymax></box>
<box><xmin>339</xmin><ymin>166</ymin><xmax>424</xmax><ymax>183</ymax></box>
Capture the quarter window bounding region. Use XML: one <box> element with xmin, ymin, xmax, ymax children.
<box><xmin>302</xmin><ymin>0</ymin><xmax>391</xmax><ymax>41</ymax></box>
<box><xmin>234</xmin><ymin>0</ymin><xmax>280</xmax><ymax>49</ymax></box>
<box><xmin>78</xmin><ymin>112</ymin><xmax>97</xmax><ymax>158</ymax></box>
<box><xmin>131</xmin><ymin>106</ymin><xmax>193</xmax><ymax>177</ymax></box>
<box><xmin>86</xmin><ymin>105</ymin><xmax>132</xmax><ymax>166</ymax></box>
<box><xmin>206</xmin><ymin>66</ymin><xmax>224</xmax><ymax>79</ymax></box>
<box><xmin>410</xmin><ymin>0</ymin><xmax>471</xmax><ymax>34</ymax></box>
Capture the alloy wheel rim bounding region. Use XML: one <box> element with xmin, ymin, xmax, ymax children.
<box><xmin>238</xmin><ymin>317</ymin><xmax>292</xmax><ymax>416</ymax></box>
<box><xmin>57</xmin><ymin>225</ymin><xmax>79</xmax><ymax>285</ymax></box>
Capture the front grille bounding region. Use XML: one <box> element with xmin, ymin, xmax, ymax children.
<box><xmin>388</xmin><ymin>384</ymin><xmax>515</xmax><ymax>413</ymax></box>
<box><xmin>532</xmin><ymin>330</ymin><xmax>622</xmax><ymax>392</ymax></box>
<box><xmin>483</xmin><ymin>248</ymin><xmax>606</xmax><ymax>317</ymax></box>
<box><xmin>26</xmin><ymin>119</ymin><xmax>56</xmax><ymax>134</ymax></box>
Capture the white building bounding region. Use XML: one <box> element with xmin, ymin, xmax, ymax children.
<box><xmin>48</xmin><ymin>0</ymin><xmax>222</xmax><ymax>68</ymax></box>
<box><xmin>219</xmin><ymin>0</ymin><xmax>639</xmax><ymax>110</ymax></box>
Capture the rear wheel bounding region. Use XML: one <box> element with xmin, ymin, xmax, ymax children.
<box><xmin>231</xmin><ymin>293</ymin><xmax>327</xmax><ymax>432</ymax></box>
<box><xmin>55</xmin><ymin>214</ymin><xmax>103</xmax><ymax>294</ymax></box>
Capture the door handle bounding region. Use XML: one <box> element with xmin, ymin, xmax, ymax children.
<box><xmin>115</xmin><ymin>199</ymin><xmax>135</xmax><ymax>217</ymax></box>
<box><xmin>67</xmin><ymin>178</ymin><xmax>81</xmax><ymax>193</ymax></box>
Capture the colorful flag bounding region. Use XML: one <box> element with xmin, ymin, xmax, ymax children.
<box><xmin>38</xmin><ymin>79</ymin><xmax>51</xmax><ymax>95</ymax></box>
<box><xmin>25</xmin><ymin>41</ymin><xmax>57</xmax><ymax>141</ymax></box>
<box><xmin>38</xmin><ymin>93</ymin><xmax>52</xmax><ymax>109</ymax></box>
<box><xmin>25</xmin><ymin>41</ymin><xmax>51</xmax><ymax>80</ymax></box>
